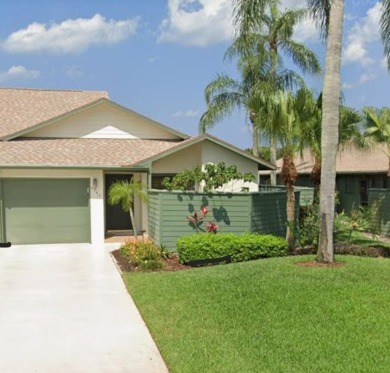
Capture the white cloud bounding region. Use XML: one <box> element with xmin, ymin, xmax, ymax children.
<box><xmin>173</xmin><ymin>109</ymin><xmax>200</xmax><ymax>117</ymax></box>
<box><xmin>342</xmin><ymin>72</ymin><xmax>376</xmax><ymax>90</ymax></box>
<box><xmin>2</xmin><ymin>14</ymin><xmax>139</xmax><ymax>54</ymax></box>
<box><xmin>293</xmin><ymin>17</ymin><xmax>319</xmax><ymax>43</ymax></box>
<box><xmin>0</xmin><ymin>65</ymin><xmax>40</xmax><ymax>82</ymax></box>
<box><xmin>343</xmin><ymin>2</ymin><xmax>381</xmax><ymax>66</ymax></box>
<box><xmin>158</xmin><ymin>0</ymin><xmax>233</xmax><ymax>46</ymax></box>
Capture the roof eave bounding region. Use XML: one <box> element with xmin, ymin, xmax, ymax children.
<box><xmin>128</xmin><ymin>133</ymin><xmax>276</xmax><ymax>170</ymax></box>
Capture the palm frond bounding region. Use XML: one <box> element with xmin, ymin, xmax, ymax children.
<box><xmin>307</xmin><ymin>0</ymin><xmax>331</xmax><ymax>40</ymax></box>
<box><xmin>381</xmin><ymin>0</ymin><xmax>390</xmax><ymax>70</ymax></box>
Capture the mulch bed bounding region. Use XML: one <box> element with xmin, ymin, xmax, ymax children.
<box><xmin>111</xmin><ymin>249</ymin><xmax>191</xmax><ymax>272</ymax></box>
<box><xmin>297</xmin><ymin>261</ymin><xmax>345</xmax><ymax>268</ymax></box>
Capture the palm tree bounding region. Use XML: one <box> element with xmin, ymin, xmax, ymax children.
<box><xmin>298</xmin><ymin>91</ymin><xmax>361</xmax><ymax>201</ymax></box>
<box><xmin>263</xmin><ymin>88</ymin><xmax>313</xmax><ymax>249</ymax></box>
<box><xmin>107</xmin><ymin>179</ymin><xmax>148</xmax><ymax>237</ymax></box>
<box><xmin>199</xmin><ymin>59</ymin><xmax>302</xmax><ymax>157</ymax></box>
<box><xmin>201</xmin><ymin>0</ymin><xmax>320</xmax><ymax>163</ymax></box>
<box><xmin>360</xmin><ymin>107</ymin><xmax>390</xmax><ymax>175</ymax></box>
<box><xmin>272</xmin><ymin>91</ymin><xmax>300</xmax><ymax>249</ymax></box>
<box><xmin>231</xmin><ymin>0</ymin><xmax>321</xmax><ymax>184</ymax></box>
<box><xmin>307</xmin><ymin>0</ymin><xmax>344</xmax><ymax>263</ymax></box>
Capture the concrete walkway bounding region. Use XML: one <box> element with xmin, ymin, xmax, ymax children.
<box><xmin>0</xmin><ymin>244</ymin><xmax>168</xmax><ymax>373</ymax></box>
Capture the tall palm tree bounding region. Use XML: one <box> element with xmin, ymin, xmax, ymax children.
<box><xmin>201</xmin><ymin>0</ymin><xmax>320</xmax><ymax>163</ymax></box>
<box><xmin>308</xmin><ymin>0</ymin><xmax>344</xmax><ymax>263</ymax></box>
<box><xmin>199</xmin><ymin>58</ymin><xmax>302</xmax><ymax>157</ymax></box>
<box><xmin>271</xmin><ymin>91</ymin><xmax>300</xmax><ymax>249</ymax></box>
<box><xmin>108</xmin><ymin>179</ymin><xmax>148</xmax><ymax>237</ymax></box>
<box><xmin>360</xmin><ymin>106</ymin><xmax>390</xmax><ymax>175</ymax></box>
<box><xmin>231</xmin><ymin>0</ymin><xmax>321</xmax><ymax>184</ymax></box>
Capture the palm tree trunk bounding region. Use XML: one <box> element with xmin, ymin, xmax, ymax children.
<box><xmin>252</xmin><ymin>125</ymin><xmax>259</xmax><ymax>157</ymax></box>
<box><xmin>311</xmin><ymin>157</ymin><xmax>321</xmax><ymax>204</ymax></box>
<box><xmin>129</xmin><ymin>208</ymin><xmax>138</xmax><ymax>237</ymax></box>
<box><xmin>316</xmin><ymin>0</ymin><xmax>344</xmax><ymax>263</ymax></box>
<box><xmin>270</xmin><ymin>136</ymin><xmax>277</xmax><ymax>185</ymax></box>
<box><xmin>286</xmin><ymin>181</ymin><xmax>295</xmax><ymax>250</ymax></box>
<box><xmin>281</xmin><ymin>155</ymin><xmax>298</xmax><ymax>250</ymax></box>
<box><xmin>250</xmin><ymin>111</ymin><xmax>259</xmax><ymax>157</ymax></box>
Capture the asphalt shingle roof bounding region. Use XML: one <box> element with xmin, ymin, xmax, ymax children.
<box><xmin>0</xmin><ymin>138</ymin><xmax>181</xmax><ymax>168</ymax></box>
<box><xmin>276</xmin><ymin>145</ymin><xmax>389</xmax><ymax>174</ymax></box>
<box><xmin>0</xmin><ymin>87</ymin><xmax>108</xmax><ymax>139</ymax></box>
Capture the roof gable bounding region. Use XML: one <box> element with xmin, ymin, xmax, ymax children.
<box><xmin>0</xmin><ymin>88</ymin><xmax>188</xmax><ymax>141</ymax></box>
<box><xmin>0</xmin><ymin>87</ymin><xmax>109</xmax><ymax>139</ymax></box>
<box><xmin>23</xmin><ymin>99</ymin><xmax>188</xmax><ymax>140</ymax></box>
<box><xmin>133</xmin><ymin>134</ymin><xmax>275</xmax><ymax>170</ymax></box>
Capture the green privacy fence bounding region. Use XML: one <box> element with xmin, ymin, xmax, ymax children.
<box><xmin>259</xmin><ymin>185</ymin><xmax>314</xmax><ymax>206</ymax></box>
<box><xmin>148</xmin><ymin>190</ymin><xmax>300</xmax><ymax>250</ymax></box>
<box><xmin>368</xmin><ymin>188</ymin><xmax>390</xmax><ymax>236</ymax></box>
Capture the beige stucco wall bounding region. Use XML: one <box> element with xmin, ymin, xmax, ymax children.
<box><xmin>152</xmin><ymin>143</ymin><xmax>202</xmax><ymax>173</ymax></box>
<box><xmin>201</xmin><ymin>141</ymin><xmax>259</xmax><ymax>192</ymax></box>
<box><xmin>151</xmin><ymin>140</ymin><xmax>259</xmax><ymax>192</ymax></box>
<box><xmin>26</xmin><ymin>102</ymin><xmax>181</xmax><ymax>140</ymax></box>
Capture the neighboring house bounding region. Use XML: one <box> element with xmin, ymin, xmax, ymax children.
<box><xmin>0</xmin><ymin>87</ymin><xmax>274</xmax><ymax>245</ymax></box>
<box><xmin>265</xmin><ymin>146</ymin><xmax>389</xmax><ymax>213</ymax></box>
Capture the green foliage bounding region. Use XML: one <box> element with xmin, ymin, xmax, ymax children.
<box><xmin>120</xmin><ymin>241</ymin><xmax>163</xmax><ymax>271</ymax></box>
<box><xmin>162</xmin><ymin>162</ymin><xmax>255</xmax><ymax>192</ymax></box>
<box><xmin>108</xmin><ymin>179</ymin><xmax>148</xmax><ymax>236</ymax></box>
<box><xmin>176</xmin><ymin>233</ymin><xmax>287</xmax><ymax>264</ymax></box>
<box><xmin>108</xmin><ymin>179</ymin><xmax>148</xmax><ymax>212</ymax></box>
<box><xmin>335</xmin><ymin>205</ymin><xmax>382</xmax><ymax>243</ymax></box>
<box><xmin>296</xmin><ymin>203</ymin><xmax>320</xmax><ymax>248</ymax></box>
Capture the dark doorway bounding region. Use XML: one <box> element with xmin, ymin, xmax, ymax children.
<box><xmin>105</xmin><ymin>174</ymin><xmax>133</xmax><ymax>232</ymax></box>
<box><xmin>360</xmin><ymin>179</ymin><xmax>369</xmax><ymax>207</ymax></box>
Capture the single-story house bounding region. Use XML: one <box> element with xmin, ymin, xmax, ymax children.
<box><xmin>0</xmin><ymin>87</ymin><xmax>274</xmax><ymax>245</ymax></box>
<box><xmin>264</xmin><ymin>146</ymin><xmax>389</xmax><ymax>212</ymax></box>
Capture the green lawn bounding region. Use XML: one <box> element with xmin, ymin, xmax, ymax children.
<box><xmin>123</xmin><ymin>256</ymin><xmax>390</xmax><ymax>373</ymax></box>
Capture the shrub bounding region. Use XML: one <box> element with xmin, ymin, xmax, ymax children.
<box><xmin>176</xmin><ymin>233</ymin><xmax>237</xmax><ymax>263</ymax></box>
<box><xmin>233</xmin><ymin>233</ymin><xmax>288</xmax><ymax>262</ymax></box>
<box><xmin>120</xmin><ymin>241</ymin><xmax>163</xmax><ymax>271</ymax></box>
<box><xmin>296</xmin><ymin>204</ymin><xmax>320</xmax><ymax>248</ymax></box>
<box><xmin>176</xmin><ymin>233</ymin><xmax>287</xmax><ymax>264</ymax></box>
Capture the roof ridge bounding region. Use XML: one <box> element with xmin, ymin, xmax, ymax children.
<box><xmin>0</xmin><ymin>86</ymin><xmax>108</xmax><ymax>94</ymax></box>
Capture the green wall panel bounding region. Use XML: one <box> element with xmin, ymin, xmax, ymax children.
<box><xmin>368</xmin><ymin>188</ymin><xmax>390</xmax><ymax>236</ymax></box>
<box><xmin>3</xmin><ymin>179</ymin><xmax>90</xmax><ymax>244</ymax></box>
<box><xmin>148</xmin><ymin>190</ymin><xmax>300</xmax><ymax>251</ymax></box>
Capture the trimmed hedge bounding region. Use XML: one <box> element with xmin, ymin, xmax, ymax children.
<box><xmin>176</xmin><ymin>233</ymin><xmax>288</xmax><ymax>264</ymax></box>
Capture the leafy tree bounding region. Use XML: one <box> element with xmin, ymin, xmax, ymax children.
<box><xmin>108</xmin><ymin>179</ymin><xmax>148</xmax><ymax>237</ymax></box>
<box><xmin>162</xmin><ymin>162</ymin><xmax>255</xmax><ymax>192</ymax></box>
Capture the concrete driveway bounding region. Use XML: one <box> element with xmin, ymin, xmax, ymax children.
<box><xmin>0</xmin><ymin>244</ymin><xmax>168</xmax><ymax>373</ymax></box>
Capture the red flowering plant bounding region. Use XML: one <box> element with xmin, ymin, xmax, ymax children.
<box><xmin>186</xmin><ymin>206</ymin><xmax>219</xmax><ymax>233</ymax></box>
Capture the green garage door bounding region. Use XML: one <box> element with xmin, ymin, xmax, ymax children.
<box><xmin>2</xmin><ymin>179</ymin><xmax>90</xmax><ymax>244</ymax></box>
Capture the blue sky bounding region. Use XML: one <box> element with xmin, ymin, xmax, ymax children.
<box><xmin>0</xmin><ymin>0</ymin><xmax>389</xmax><ymax>150</ymax></box>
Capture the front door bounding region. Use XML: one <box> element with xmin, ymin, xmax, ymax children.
<box><xmin>105</xmin><ymin>174</ymin><xmax>133</xmax><ymax>232</ymax></box>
